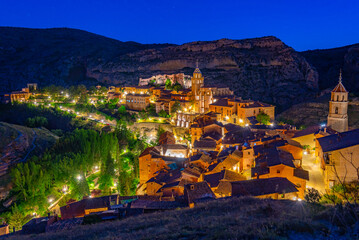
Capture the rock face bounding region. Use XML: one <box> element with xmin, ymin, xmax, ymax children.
<box><xmin>0</xmin><ymin>27</ymin><xmax>319</xmax><ymax>110</ymax></box>
<box><xmin>301</xmin><ymin>43</ymin><xmax>359</xmax><ymax>93</ymax></box>
<box><xmin>278</xmin><ymin>96</ymin><xmax>359</xmax><ymax>129</ymax></box>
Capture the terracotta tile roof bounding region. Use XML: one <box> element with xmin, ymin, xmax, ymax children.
<box><xmin>193</xmin><ymin>139</ymin><xmax>217</xmax><ymax>150</ymax></box>
<box><xmin>230</xmin><ymin>177</ymin><xmax>298</xmax><ymax>197</ymax></box>
<box><xmin>146</xmin><ymin>169</ymin><xmax>182</xmax><ymax>185</ymax></box>
<box><xmin>293</xmin><ymin>168</ymin><xmax>309</xmax><ymax>180</ymax></box>
<box><xmin>194</xmin><ymin>67</ymin><xmax>202</xmax><ymax>74</ymax></box>
<box><xmin>317</xmin><ymin>129</ymin><xmax>359</xmax><ymax>152</ymax></box>
<box><xmin>202</xmin><ymin>131</ymin><xmax>223</xmax><ymax>141</ymax></box>
<box><xmin>255</xmin><ymin>148</ymin><xmax>295</xmax><ymax>168</ymax></box>
<box><xmin>332</xmin><ymin>82</ymin><xmax>348</xmax><ymax>93</ymax></box>
<box><xmin>184</xmin><ymin>182</ymin><xmax>216</xmax><ymax>205</ymax></box>
<box><xmin>139</xmin><ymin>147</ymin><xmax>159</xmax><ymax>158</ymax></box>
<box><xmin>292</xmin><ymin>125</ymin><xmax>321</xmax><ymax>138</ymax></box>
<box><xmin>204</xmin><ymin>169</ymin><xmax>245</xmax><ymax>188</ymax></box>
<box><xmin>241</xmin><ymin>101</ymin><xmax>273</xmax><ymax>108</ymax></box>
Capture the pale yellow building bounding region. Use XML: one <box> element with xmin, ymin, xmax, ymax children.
<box><xmin>316</xmin><ymin>129</ymin><xmax>359</xmax><ymax>189</ymax></box>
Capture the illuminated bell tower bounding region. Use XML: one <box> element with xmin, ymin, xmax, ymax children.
<box><xmin>327</xmin><ymin>70</ymin><xmax>349</xmax><ymax>132</ymax></box>
<box><xmin>191</xmin><ymin>60</ymin><xmax>204</xmax><ymax>112</ymax></box>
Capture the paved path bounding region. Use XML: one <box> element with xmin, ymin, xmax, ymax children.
<box><xmin>302</xmin><ymin>151</ymin><xmax>326</xmax><ymax>193</ymax></box>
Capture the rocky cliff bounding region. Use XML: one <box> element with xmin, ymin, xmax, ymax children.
<box><xmin>301</xmin><ymin>43</ymin><xmax>359</xmax><ymax>93</ymax></box>
<box><xmin>277</xmin><ymin>96</ymin><xmax>359</xmax><ymax>129</ymax></box>
<box><xmin>0</xmin><ymin>27</ymin><xmax>319</xmax><ymax>110</ymax></box>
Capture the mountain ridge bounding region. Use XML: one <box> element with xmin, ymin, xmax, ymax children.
<box><xmin>0</xmin><ymin>27</ymin><xmax>357</xmax><ymax>110</ymax></box>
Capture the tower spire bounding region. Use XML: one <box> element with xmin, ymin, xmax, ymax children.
<box><xmin>196</xmin><ymin>59</ymin><xmax>199</xmax><ymax>68</ymax></box>
<box><xmin>339</xmin><ymin>69</ymin><xmax>342</xmax><ymax>83</ymax></box>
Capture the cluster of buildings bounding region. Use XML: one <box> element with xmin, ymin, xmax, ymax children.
<box><xmin>108</xmin><ymin>64</ymin><xmax>275</xmax><ymax>129</ymax></box>
<box><xmin>138</xmin><ymin>73</ymin><xmax>191</xmax><ymax>88</ymax></box>
<box><xmin>0</xmin><ymin>83</ymin><xmax>37</xmax><ymax>104</ymax></box>
<box><xmin>136</xmin><ymin>69</ymin><xmax>359</xmax><ymax>205</ymax></box>
<box><xmin>2</xmin><ymin>64</ymin><xmax>359</xmax><ymax>236</ymax></box>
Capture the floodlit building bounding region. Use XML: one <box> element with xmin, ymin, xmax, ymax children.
<box><xmin>125</xmin><ymin>94</ymin><xmax>150</xmax><ymax>111</ymax></box>
<box><xmin>327</xmin><ymin>70</ymin><xmax>349</xmax><ymax>132</ymax></box>
<box><xmin>316</xmin><ymin>129</ymin><xmax>359</xmax><ymax>189</ymax></box>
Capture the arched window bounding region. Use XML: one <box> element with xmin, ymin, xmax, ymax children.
<box><xmin>342</xmin><ymin>96</ymin><xmax>345</xmax><ymax>101</ymax></box>
<box><xmin>337</xmin><ymin>95</ymin><xmax>339</xmax><ymax>101</ymax></box>
<box><xmin>335</xmin><ymin>107</ymin><xmax>338</xmax><ymax>114</ymax></box>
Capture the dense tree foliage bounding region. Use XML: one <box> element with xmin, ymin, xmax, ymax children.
<box><xmin>256</xmin><ymin>112</ymin><xmax>271</xmax><ymax>125</ymax></box>
<box><xmin>25</xmin><ymin>116</ymin><xmax>48</xmax><ymax>128</ymax></box>
<box><xmin>0</xmin><ymin>103</ymin><xmax>75</xmax><ymax>131</ymax></box>
<box><xmin>3</xmin><ymin>126</ymin><xmax>148</xmax><ymax>230</ymax></box>
<box><xmin>171</xmin><ymin>101</ymin><xmax>182</xmax><ymax>114</ymax></box>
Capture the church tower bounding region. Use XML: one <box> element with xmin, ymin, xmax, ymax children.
<box><xmin>191</xmin><ymin>61</ymin><xmax>204</xmax><ymax>112</ymax></box>
<box><xmin>191</xmin><ymin>60</ymin><xmax>204</xmax><ymax>95</ymax></box>
<box><xmin>327</xmin><ymin>70</ymin><xmax>349</xmax><ymax>132</ymax></box>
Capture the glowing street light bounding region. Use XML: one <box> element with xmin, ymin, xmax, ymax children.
<box><xmin>77</xmin><ymin>175</ymin><xmax>82</xmax><ymax>181</ymax></box>
<box><xmin>48</xmin><ymin>198</ymin><xmax>54</xmax><ymax>203</ymax></box>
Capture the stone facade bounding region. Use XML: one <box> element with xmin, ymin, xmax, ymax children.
<box><xmin>327</xmin><ymin>72</ymin><xmax>348</xmax><ymax>132</ymax></box>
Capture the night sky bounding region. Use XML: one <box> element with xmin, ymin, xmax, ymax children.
<box><xmin>0</xmin><ymin>0</ymin><xmax>358</xmax><ymax>51</ymax></box>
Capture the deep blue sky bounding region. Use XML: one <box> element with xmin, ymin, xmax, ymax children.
<box><xmin>0</xmin><ymin>0</ymin><xmax>358</xmax><ymax>51</ymax></box>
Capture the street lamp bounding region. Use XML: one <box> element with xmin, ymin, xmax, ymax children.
<box><xmin>77</xmin><ymin>175</ymin><xmax>82</xmax><ymax>181</ymax></box>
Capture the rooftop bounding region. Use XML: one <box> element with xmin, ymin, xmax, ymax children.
<box><xmin>317</xmin><ymin>129</ymin><xmax>359</xmax><ymax>152</ymax></box>
<box><xmin>230</xmin><ymin>177</ymin><xmax>298</xmax><ymax>197</ymax></box>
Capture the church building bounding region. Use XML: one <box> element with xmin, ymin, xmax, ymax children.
<box><xmin>327</xmin><ymin>70</ymin><xmax>349</xmax><ymax>132</ymax></box>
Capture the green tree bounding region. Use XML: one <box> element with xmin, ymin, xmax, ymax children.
<box><xmin>305</xmin><ymin>188</ymin><xmax>322</xmax><ymax>203</ymax></box>
<box><xmin>256</xmin><ymin>112</ymin><xmax>270</xmax><ymax>125</ymax></box>
<box><xmin>165</xmin><ymin>78</ymin><xmax>172</xmax><ymax>90</ymax></box>
<box><xmin>158</xmin><ymin>110</ymin><xmax>169</xmax><ymax>118</ymax></box>
<box><xmin>99</xmin><ymin>152</ymin><xmax>116</xmax><ymax>195</ymax></box>
<box><xmin>172</xmin><ymin>82</ymin><xmax>183</xmax><ymax>92</ymax></box>
<box><xmin>171</xmin><ymin>101</ymin><xmax>182</xmax><ymax>114</ymax></box>
<box><xmin>7</xmin><ymin>204</ymin><xmax>27</xmax><ymax>231</ymax></box>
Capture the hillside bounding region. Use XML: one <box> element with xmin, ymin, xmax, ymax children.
<box><xmin>0</xmin><ymin>27</ymin><xmax>319</xmax><ymax>110</ymax></box>
<box><xmin>7</xmin><ymin>197</ymin><xmax>356</xmax><ymax>240</ymax></box>
<box><xmin>0</xmin><ymin>122</ymin><xmax>58</xmax><ymax>172</ymax></box>
<box><xmin>277</xmin><ymin>96</ymin><xmax>359</xmax><ymax>129</ymax></box>
<box><xmin>301</xmin><ymin>44</ymin><xmax>359</xmax><ymax>94</ymax></box>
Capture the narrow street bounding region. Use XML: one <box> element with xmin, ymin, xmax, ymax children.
<box><xmin>301</xmin><ymin>151</ymin><xmax>326</xmax><ymax>193</ymax></box>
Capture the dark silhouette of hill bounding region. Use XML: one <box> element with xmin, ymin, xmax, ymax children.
<box><xmin>3</xmin><ymin>27</ymin><xmax>358</xmax><ymax>110</ymax></box>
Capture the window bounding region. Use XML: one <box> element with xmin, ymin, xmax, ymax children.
<box><xmin>190</xmin><ymin>185</ymin><xmax>195</xmax><ymax>190</ymax></box>
<box><xmin>329</xmin><ymin>180</ymin><xmax>335</xmax><ymax>188</ymax></box>
<box><xmin>337</xmin><ymin>96</ymin><xmax>339</xmax><ymax>101</ymax></box>
<box><xmin>277</xmin><ymin>170</ymin><xmax>280</xmax><ymax>173</ymax></box>
<box><xmin>335</xmin><ymin>107</ymin><xmax>338</xmax><ymax>114</ymax></box>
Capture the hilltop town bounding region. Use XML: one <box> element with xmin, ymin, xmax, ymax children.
<box><xmin>0</xmin><ymin>65</ymin><xmax>358</xmax><ymax>237</ymax></box>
